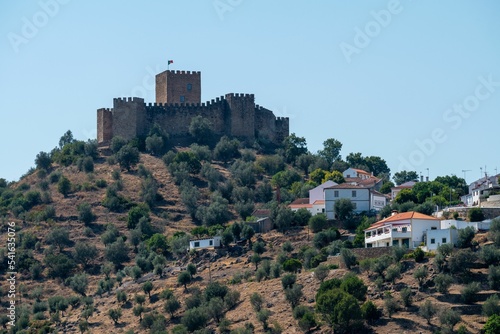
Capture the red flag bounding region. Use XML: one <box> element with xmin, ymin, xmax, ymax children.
<box><xmin>168</xmin><ymin>60</ymin><xmax>173</xmax><ymax>65</ymax></box>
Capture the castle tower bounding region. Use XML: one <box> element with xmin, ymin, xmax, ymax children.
<box><xmin>155</xmin><ymin>70</ymin><xmax>201</xmax><ymax>104</ymax></box>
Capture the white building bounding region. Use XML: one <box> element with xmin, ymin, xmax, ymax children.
<box><xmin>390</xmin><ymin>181</ymin><xmax>417</xmax><ymax>201</ymax></box>
<box><xmin>309</xmin><ymin>180</ymin><xmax>337</xmax><ymax>204</ymax></box>
<box><xmin>465</xmin><ymin>174</ymin><xmax>500</xmax><ymax>206</ymax></box>
<box><xmin>324</xmin><ymin>184</ymin><xmax>370</xmax><ymax>220</ymax></box>
<box><xmin>324</xmin><ymin>185</ymin><xmax>387</xmax><ymax>220</ymax></box>
<box><xmin>424</xmin><ymin>228</ymin><xmax>459</xmax><ymax>251</ymax></box>
<box><xmin>343</xmin><ymin>168</ymin><xmax>372</xmax><ymax>180</ymax></box>
<box><xmin>189</xmin><ymin>236</ymin><xmax>222</xmax><ymax>250</ymax></box>
<box><xmin>364</xmin><ymin>211</ymin><xmax>440</xmax><ymax>249</ymax></box>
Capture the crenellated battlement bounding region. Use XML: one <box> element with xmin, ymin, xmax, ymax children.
<box><xmin>169</xmin><ymin>70</ymin><xmax>201</xmax><ymax>75</ymax></box>
<box><xmin>97</xmin><ymin>68</ymin><xmax>289</xmax><ymax>145</ymax></box>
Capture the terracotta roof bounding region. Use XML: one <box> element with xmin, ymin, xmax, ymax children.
<box><xmin>325</xmin><ymin>183</ymin><xmax>370</xmax><ymax>189</ymax></box>
<box><xmin>312</xmin><ymin>200</ymin><xmax>325</xmax><ymax>205</ymax></box>
<box><xmin>289</xmin><ymin>203</ymin><xmax>313</xmax><ymax>209</ymax></box>
<box><xmin>344</xmin><ymin>177</ymin><xmax>381</xmax><ymax>187</ymax></box>
<box><xmin>290</xmin><ymin>198</ymin><xmax>309</xmax><ymax>205</ymax></box>
<box><xmin>351</xmin><ymin>168</ymin><xmax>371</xmax><ymax>175</ymax></box>
<box><xmin>366</xmin><ymin>211</ymin><xmax>438</xmax><ymax>230</ymax></box>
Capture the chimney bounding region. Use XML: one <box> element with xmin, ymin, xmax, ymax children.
<box><xmin>420</xmin><ymin>175</ymin><xmax>424</xmax><ymax>182</ymax></box>
<box><xmin>426</xmin><ymin>176</ymin><xmax>429</xmax><ymax>182</ymax></box>
<box><xmin>391</xmin><ymin>210</ymin><xmax>398</xmax><ymax>216</ymax></box>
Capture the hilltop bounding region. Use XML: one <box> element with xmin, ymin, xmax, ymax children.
<box><xmin>0</xmin><ymin>131</ymin><xmax>499</xmax><ymax>334</ymax></box>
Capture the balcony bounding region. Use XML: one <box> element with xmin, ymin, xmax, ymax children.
<box><xmin>365</xmin><ymin>226</ymin><xmax>411</xmax><ymax>243</ymax></box>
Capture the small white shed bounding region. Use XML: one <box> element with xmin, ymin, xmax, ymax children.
<box><xmin>189</xmin><ymin>236</ymin><xmax>222</xmax><ymax>250</ymax></box>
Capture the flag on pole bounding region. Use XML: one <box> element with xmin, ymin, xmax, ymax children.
<box><xmin>168</xmin><ymin>60</ymin><xmax>173</xmax><ymax>65</ymax></box>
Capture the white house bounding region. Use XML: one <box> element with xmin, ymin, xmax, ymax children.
<box><xmin>289</xmin><ymin>199</ymin><xmax>325</xmax><ymax>216</ymax></box>
<box><xmin>465</xmin><ymin>173</ymin><xmax>500</xmax><ymax>206</ymax></box>
<box><xmin>324</xmin><ymin>184</ymin><xmax>370</xmax><ymax>220</ymax></box>
<box><xmin>390</xmin><ymin>181</ymin><xmax>417</xmax><ymax>201</ymax></box>
<box><xmin>371</xmin><ymin>190</ymin><xmax>388</xmax><ymax>211</ymax></box>
<box><xmin>424</xmin><ymin>228</ymin><xmax>459</xmax><ymax>251</ymax></box>
<box><xmin>364</xmin><ymin>211</ymin><xmax>440</xmax><ymax>249</ymax></box>
<box><xmin>189</xmin><ymin>236</ymin><xmax>222</xmax><ymax>250</ymax></box>
<box><xmin>343</xmin><ymin>168</ymin><xmax>372</xmax><ymax>180</ymax></box>
<box><xmin>309</xmin><ymin>180</ymin><xmax>337</xmax><ymax>204</ymax></box>
<box><xmin>441</xmin><ymin>219</ymin><xmax>492</xmax><ymax>231</ymax></box>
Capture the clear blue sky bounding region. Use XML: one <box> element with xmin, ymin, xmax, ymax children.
<box><xmin>1</xmin><ymin>1</ymin><xmax>499</xmax><ymax>183</ymax></box>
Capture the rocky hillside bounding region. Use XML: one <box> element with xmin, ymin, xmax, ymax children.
<box><xmin>0</xmin><ymin>137</ymin><xmax>499</xmax><ymax>334</ymax></box>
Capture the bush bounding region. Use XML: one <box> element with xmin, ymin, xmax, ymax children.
<box><xmin>413</xmin><ymin>247</ymin><xmax>425</xmax><ymax>262</ymax></box>
<box><xmin>483</xmin><ymin>294</ymin><xmax>500</xmax><ymax>317</ymax></box>
<box><xmin>314</xmin><ymin>264</ymin><xmax>329</xmax><ymax>282</ymax></box>
<box><xmin>284</xmin><ymin>284</ymin><xmax>303</xmax><ymax>309</ymax></box>
<box><xmin>116</xmin><ymin>145</ymin><xmax>140</xmax><ymax>171</ymax></box>
<box><xmin>214</xmin><ymin>136</ymin><xmax>240</xmax><ymax>162</ymax></box>
<box><xmin>282</xmin><ymin>259</ymin><xmax>302</xmax><ymax>273</ymax></box>
<box><xmin>413</xmin><ymin>266</ymin><xmax>428</xmax><ymax>289</ymax></box>
<box><xmin>340</xmin><ymin>248</ymin><xmax>357</xmax><ymax>270</ymax></box>
<box><xmin>78</xmin><ymin>202</ymin><xmax>95</xmax><ymax>225</ymax></box>
<box><xmin>400</xmin><ymin>287</ymin><xmax>412</xmax><ymax>307</ymax></box>
<box><xmin>281</xmin><ymin>274</ymin><xmax>297</xmax><ymax>290</ymax></box>
<box><xmin>434</xmin><ymin>273</ymin><xmax>453</xmax><ymax>294</ymax></box>
<box><xmin>484</xmin><ymin>314</ymin><xmax>500</xmax><ymax>334</ymax></box>
<box><xmin>127</xmin><ymin>205</ymin><xmax>150</xmax><ymax>229</ymax></box>
<box><xmin>57</xmin><ymin>176</ymin><xmax>71</xmax><ymax>197</ymax></box>
<box><xmin>340</xmin><ymin>273</ymin><xmax>368</xmax><ymax>301</ymax></box>
<box><xmin>468</xmin><ymin>207</ymin><xmax>485</xmax><ymax>222</ymax></box>
<box><xmin>189</xmin><ymin>116</ymin><xmax>213</xmax><ymax>144</ymax></box>
<box><xmin>315</xmin><ymin>288</ymin><xmax>362</xmax><ymax>332</ymax></box>
<box><xmin>308</xmin><ymin>214</ymin><xmax>328</xmax><ymax>233</ymax></box>
<box><xmin>181</xmin><ymin>307</ymin><xmax>209</xmax><ymax>332</ymax></box>
<box><xmin>457</xmin><ymin>226</ymin><xmax>475</xmax><ymax>248</ymax></box>
<box><xmin>461</xmin><ymin>282</ymin><xmax>480</xmax><ymax>304</ymax></box>
<box><xmin>67</xmin><ymin>273</ymin><xmax>89</xmax><ymax>296</ymax></box>
<box><xmin>108</xmin><ymin>308</ymin><xmax>122</xmax><ymax>325</ymax></box>
<box><xmin>384</xmin><ymin>293</ymin><xmax>399</xmax><ymax>318</ymax></box>
<box><xmin>105</xmin><ymin>238</ymin><xmax>130</xmax><ymax>267</ymax></box>
<box><xmin>489</xmin><ymin>265</ymin><xmax>500</xmax><ymax>290</ymax></box>
<box><xmin>438</xmin><ymin>308</ymin><xmax>461</xmax><ymax>331</ymax></box>
<box><xmin>44</xmin><ymin>253</ymin><xmax>75</xmax><ymax>279</ymax></box>
<box><xmin>361</xmin><ymin>301</ymin><xmax>380</xmax><ymax>323</ymax></box>
<box><xmin>35</xmin><ymin>151</ymin><xmax>52</xmax><ymax>170</ymax></box>
<box><xmin>419</xmin><ymin>299</ymin><xmax>436</xmax><ymax>324</ymax></box>
<box><xmin>250</xmin><ymin>292</ymin><xmax>264</xmax><ymax>312</ymax></box>
<box><xmin>46</xmin><ymin>227</ymin><xmax>71</xmax><ymax>252</ymax></box>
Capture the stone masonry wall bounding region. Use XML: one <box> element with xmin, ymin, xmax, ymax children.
<box><xmin>156</xmin><ymin>70</ymin><xmax>201</xmax><ymax>104</ymax></box>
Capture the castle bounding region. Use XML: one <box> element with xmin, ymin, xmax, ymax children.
<box><xmin>97</xmin><ymin>69</ymin><xmax>289</xmax><ymax>145</ymax></box>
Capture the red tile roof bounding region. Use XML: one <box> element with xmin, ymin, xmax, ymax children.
<box><xmin>290</xmin><ymin>198</ymin><xmax>309</xmax><ymax>205</ymax></box>
<box><xmin>366</xmin><ymin>211</ymin><xmax>438</xmax><ymax>230</ymax></box>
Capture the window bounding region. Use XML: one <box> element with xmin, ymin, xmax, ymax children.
<box><xmin>353</xmin><ymin>203</ymin><xmax>357</xmax><ymax>209</ymax></box>
<box><xmin>187</xmin><ymin>83</ymin><xmax>192</xmax><ymax>91</ymax></box>
<box><xmin>442</xmin><ymin>238</ymin><xmax>447</xmax><ymax>244</ymax></box>
<box><xmin>209</xmin><ymin>240</ymin><xmax>213</xmax><ymax>246</ymax></box>
<box><xmin>431</xmin><ymin>227</ymin><xmax>437</xmax><ymax>230</ymax></box>
<box><xmin>430</xmin><ymin>238</ymin><xmax>435</xmax><ymax>244</ymax></box>
<box><xmin>322</xmin><ymin>208</ymin><xmax>325</xmax><ymax>213</ymax></box>
<box><xmin>352</xmin><ymin>191</ymin><xmax>357</xmax><ymax>197</ymax></box>
<box><xmin>180</xmin><ymin>96</ymin><xmax>185</xmax><ymax>102</ymax></box>
<box><xmin>194</xmin><ymin>241</ymin><xmax>200</xmax><ymax>247</ymax></box>
<box><xmin>402</xmin><ymin>227</ymin><xmax>407</xmax><ymax>233</ymax></box>
<box><xmin>334</xmin><ymin>190</ymin><xmax>339</xmax><ymax>197</ymax></box>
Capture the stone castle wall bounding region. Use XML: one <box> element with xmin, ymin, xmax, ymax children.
<box><xmin>97</xmin><ymin>70</ymin><xmax>289</xmax><ymax>145</ymax></box>
<box><xmin>97</xmin><ymin>94</ymin><xmax>289</xmax><ymax>145</ymax></box>
<box><xmin>156</xmin><ymin>70</ymin><xmax>201</xmax><ymax>104</ymax></box>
